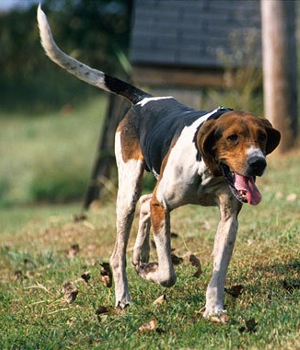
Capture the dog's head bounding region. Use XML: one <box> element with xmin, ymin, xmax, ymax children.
<box><xmin>197</xmin><ymin>111</ymin><xmax>281</xmax><ymax>205</ymax></box>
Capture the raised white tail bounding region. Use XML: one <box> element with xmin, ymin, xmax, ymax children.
<box><xmin>37</xmin><ymin>5</ymin><xmax>149</xmax><ymax>104</ymax></box>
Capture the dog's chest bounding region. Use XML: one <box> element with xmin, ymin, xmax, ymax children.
<box><xmin>155</xmin><ymin>122</ymin><xmax>224</xmax><ymax>209</ymax></box>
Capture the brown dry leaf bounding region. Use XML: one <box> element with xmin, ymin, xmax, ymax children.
<box><xmin>153</xmin><ymin>294</ymin><xmax>167</xmax><ymax>305</ymax></box>
<box><xmin>239</xmin><ymin>318</ymin><xmax>258</xmax><ymax>333</ymax></box>
<box><xmin>282</xmin><ymin>279</ymin><xmax>300</xmax><ymax>293</ymax></box>
<box><xmin>245</xmin><ymin>318</ymin><xmax>258</xmax><ymax>332</ymax></box>
<box><xmin>99</xmin><ymin>262</ymin><xmax>112</xmax><ymax>288</ymax></box>
<box><xmin>137</xmin><ymin>317</ymin><xmax>157</xmax><ymax>333</ymax></box>
<box><xmin>81</xmin><ymin>271</ymin><xmax>91</xmax><ymax>284</ymax></box>
<box><xmin>62</xmin><ymin>282</ymin><xmax>78</xmax><ymax>303</ymax></box>
<box><xmin>189</xmin><ymin>254</ymin><xmax>202</xmax><ymax>278</ymax></box>
<box><xmin>171</xmin><ymin>253</ymin><xmax>183</xmax><ymax>266</ymax></box>
<box><xmin>67</xmin><ymin>244</ymin><xmax>80</xmax><ymax>258</ymax></box>
<box><xmin>209</xmin><ymin>312</ymin><xmax>229</xmax><ymax>325</ymax></box>
<box><xmin>72</xmin><ymin>213</ymin><xmax>87</xmax><ymax>222</ymax></box>
<box><xmin>246</xmin><ymin>318</ymin><xmax>258</xmax><ymax>332</ymax></box>
<box><xmin>95</xmin><ymin>305</ymin><xmax>114</xmax><ymax>315</ymax></box>
<box><xmin>225</xmin><ymin>284</ymin><xmax>244</xmax><ymax>298</ymax></box>
<box><xmin>13</xmin><ymin>270</ymin><xmax>23</xmax><ymax>281</ymax></box>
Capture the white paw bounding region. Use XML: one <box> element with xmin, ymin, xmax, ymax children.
<box><xmin>116</xmin><ymin>299</ymin><xmax>131</xmax><ymax>310</ymax></box>
<box><xmin>202</xmin><ymin>304</ymin><xmax>225</xmax><ymax>318</ymax></box>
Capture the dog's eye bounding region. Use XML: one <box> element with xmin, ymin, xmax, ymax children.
<box><xmin>227</xmin><ymin>134</ymin><xmax>238</xmax><ymax>142</ymax></box>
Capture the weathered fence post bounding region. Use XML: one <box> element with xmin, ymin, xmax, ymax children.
<box><xmin>83</xmin><ymin>94</ymin><xmax>129</xmax><ymax>210</ymax></box>
<box><xmin>261</xmin><ymin>0</ymin><xmax>298</xmax><ymax>151</ymax></box>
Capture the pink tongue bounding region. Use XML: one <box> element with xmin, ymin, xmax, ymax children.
<box><xmin>234</xmin><ymin>174</ymin><xmax>262</xmax><ymax>205</ymax></box>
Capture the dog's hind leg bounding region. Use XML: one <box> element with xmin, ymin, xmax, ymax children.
<box><xmin>137</xmin><ymin>189</ymin><xmax>176</xmax><ymax>287</ymax></box>
<box><xmin>132</xmin><ymin>194</ymin><xmax>152</xmax><ymax>267</ymax></box>
<box><xmin>110</xmin><ymin>132</ymin><xmax>144</xmax><ymax>309</ymax></box>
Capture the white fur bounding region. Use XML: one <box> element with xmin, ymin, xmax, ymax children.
<box><xmin>37</xmin><ymin>5</ymin><xmax>109</xmax><ymax>91</ymax></box>
<box><xmin>110</xmin><ymin>133</ymin><xmax>144</xmax><ymax>308</ymax></box>
<box><xmin>137</xmin><ymin>96</ymin><xmax>173</xmax><ymax>107</ymax></box>
<box><xmin>156</xmin><ymin>108</ymin><xmax>220</xmax><ymax>209</ymax></box>
<box><xmin>204</xmin><ymin>191</ymin><xmax>240</xmax><ymax>316</ymax></box>
<box><xmin>246</xmin><ymin>146</ymin><xmax>265</xmax><ymax>159</ymax></box>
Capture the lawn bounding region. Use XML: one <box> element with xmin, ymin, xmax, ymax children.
<box><xmin>1</xmin><ymin>103</ymin><xmax>300</xmax><ymax>349</ymax></box>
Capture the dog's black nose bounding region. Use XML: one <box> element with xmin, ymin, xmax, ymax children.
<box><xmin>248</xmin><ymin>156</ymin><xmax>267</xmax><ymax>176</ymax></box>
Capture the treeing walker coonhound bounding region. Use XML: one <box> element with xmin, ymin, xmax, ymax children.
<box><xmin>37</xmin><ymin>6</ymin><xmax>281</xmax><ymax>317</ymax></box>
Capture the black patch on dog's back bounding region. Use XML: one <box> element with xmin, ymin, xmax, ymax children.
<box><xmin>133</xmin><ymin>98</ymin><xmax>231</xmax><ymax>176</ymax></box>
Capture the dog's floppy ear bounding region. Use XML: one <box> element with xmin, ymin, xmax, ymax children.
<box><xmin>260</xmin><ymin>118</ymin><xmax>281</xmax><ymax>154</ymax></box>
<box><xmin>197</xmin><ymin>119</ymin><xmax>222</xmax><ymax>176</ymax></box>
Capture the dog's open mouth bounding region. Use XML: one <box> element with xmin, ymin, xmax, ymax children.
<box><xmin>220</xmin><ymin>164</ymin><xmax>262</xmax><ymax>205</ymax></box>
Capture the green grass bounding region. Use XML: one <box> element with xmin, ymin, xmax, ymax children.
<box><xmin>0</xmin><ymin>96</ymin><xmax>107</xmax><ymax>205</ymax></box>
<box><xmin>1</xmin><ymin>149</ymin><xmax>300</xmax><ymax>349</ymax></box>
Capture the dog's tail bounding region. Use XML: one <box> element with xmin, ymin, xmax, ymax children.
<box><xmin>37</xmin><ymin>5</ymin><xmax>150</xmax><ymax>104</ymax></box>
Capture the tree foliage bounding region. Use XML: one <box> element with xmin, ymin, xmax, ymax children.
<box><xmin>0</xmin><ymin>0</ymin><xmax>132</xmax><ymax>113</ymax></box>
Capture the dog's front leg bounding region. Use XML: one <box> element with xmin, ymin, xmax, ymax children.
<box><xmin>137</xmin><ymin>193</ymin><xmax>176</xmax><ymax>287</ymax></box>
<box><xmin>203</xmin><ymin>193</ymin><xmax>242</xmax><ymax>317</ymax></box>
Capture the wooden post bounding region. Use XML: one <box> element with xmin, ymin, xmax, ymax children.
<box><xmin>261</xmin><ymin>0</ymin><xmax>298</xmax><ymax>151</ymax></box>
<box><xmin>83</xmin><ymin>95</ymin><xmax>129</xmax><ymax>210</ymax></box>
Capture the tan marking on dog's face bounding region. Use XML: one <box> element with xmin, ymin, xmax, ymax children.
<box><xmin>117</xmin><ymin>115</ymin><xmax>144</xmax><ymax>163</ymax></box>
<box><xmin>198</xmin><ymin>111</ymin><xmax>281</xmax><ymax>176</ymax></box>
<box><xmin>215</xmin><ymin>112</ymin><xmax>268</xmax><ymax>174</ymax></box>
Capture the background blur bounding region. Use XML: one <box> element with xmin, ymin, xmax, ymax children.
<box><xmin>0</xmin><ymin>0</ymin><xmax>299</xmax><ymax>207</ymax></box>
<box><xmin>0</xmin><ymin>0</ymin><xmax>132</xmax><ymax>206</ymax></box>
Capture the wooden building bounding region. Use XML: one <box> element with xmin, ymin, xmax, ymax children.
<box><xmin>130</xmin><ymin>0</ymin><xmax>262</xmax><ymax>109</ymax></box>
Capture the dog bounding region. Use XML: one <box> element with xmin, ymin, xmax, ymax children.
<box><xmin>37</xmin><ymin>6</ymin><xmax>281</xmax><ymax>317</ymax></box>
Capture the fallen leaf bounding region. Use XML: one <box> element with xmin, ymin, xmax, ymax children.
<box><xmin>72</xmin><ymin>213</ymin><xmax>87</xmax><ymax>222</ymax></box>
<box><xmin>171</xmin><ymin>253</ymin><xmax>183</xmax><ymax>266</ymax></box>
<box><xmin>81</xmin><ymin>271</ymin><xmax>91</xmax><ymax>284</ymax></box>
<box><xmin>225</xmin><ymin>284</ymin><xmax>244</xmax><ymax>298</ymax></box>
<box><xmin>153</xmin><ymin>294</ymin><xmax>167</xmax><ymax>305</ymax></box>
<box><xmin>95</xmin><ymin>305</ymin><xmax>114</xmax><ymax>315</ymax></box>
<box><xmin>245</xmin><ymin>318</ymin><xmax>258</xmax><ymax>332</ymax></box>
<box><xmin>23</xmin><ymin>258</ymin><xmax>35</xmax><ymax>266</ymax></box>
<box><xmin>137</xmin><ymin>317</ymin><xmax>157</xmax><ymax>333</ymax></box>
<box><xmin>282</xmin><ymin>279</ymin><xmax>300</xmax><ymax>293</ymax></box>
<box><xmin>189</xmin><ymin>254</ymin><xmax>202</xmax><ymax>278</ymax></box>
<box><xmin>62</xmin><ymin>282</ymin><xmax>78</xmax><ymax>303</ymax></box>
<box><xmin>99</xmin><ymin>262</ymin><xmax>112</xmax><ymax>288</ymax></box>
<box><xmin>67</xmin><ymin>244</ymin><xmax>80</xmax><ymax>258</ymax></box>
<box><xmin>209</xmin><ymin>312</ymin><xmax>229</xmax><ymax>325</ymax></box>
<box><xmin>13</xmin><ymin>270</ymin><xmax>23</xmax><ymax>281</ymax></box>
